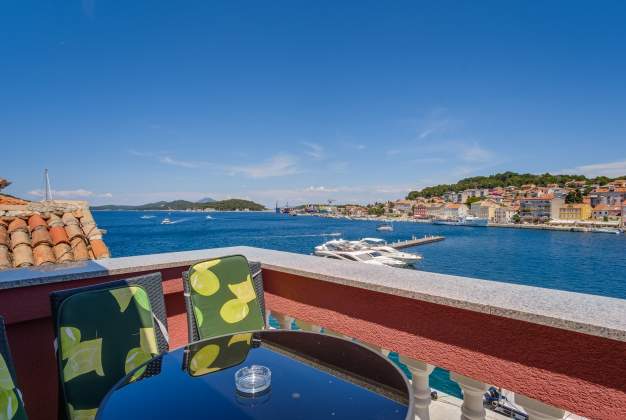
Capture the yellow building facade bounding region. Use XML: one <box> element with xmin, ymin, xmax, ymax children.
<box><xmin>558</xmin><ymin>203</ymin><xmax>592</xmax><ymax>220</ymax></box>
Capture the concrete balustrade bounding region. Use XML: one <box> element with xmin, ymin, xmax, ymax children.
<box><xmin>399</xmin><ymin>356</ymin><xmax>435</xmax><ymax>420</ymax></box>
<box><xmin>294</xmin><ymin>318</ymin><xmax>323</xmax><ymax>333</ymax></box>
<box><xmin>272</xmin><ymin>312</ymin><xmax>295</xmax><ymax>330</ymax></box>
<box><xmin>0</xmin><ymin>246</ymin><xmax>624</xmax><ymax>419</ymax></box>
<box><xmin>450</xmin><ymin>373</ymin><xmax>489</xmax><ymax>420</ymax></box>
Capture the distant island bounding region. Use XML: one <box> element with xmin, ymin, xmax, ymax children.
<box><xmin>92</xmin><ymin>198</ymin><xmax>266</xmax><ymax>212</ymax></box>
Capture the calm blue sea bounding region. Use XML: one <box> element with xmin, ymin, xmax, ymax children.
<box><xmin>93</xmin><ymin>210</ymin><xmax>626</xmax><ymax>397</ymax></box>
<box><xmin>94</xmin><ymin>210</ymin><xmax>626</xmax><ymax>299</ymax></box>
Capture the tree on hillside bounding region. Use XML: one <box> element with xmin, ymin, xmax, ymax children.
<box><xmin>565</xmin><ymin>190</ymin><xmax>583</xmax><ymax>204</ymax></box>
<box><xmin>465</xmin><ymin>197</ymin><xmax>482</xmax><ymax>205</ymax></box>
<box><xmin>0</xmin><ymin>178</ymin><xmax>10</xmax><ymax>191</ymax></box>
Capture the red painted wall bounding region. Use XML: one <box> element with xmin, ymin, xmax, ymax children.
<box><xmin>262</xmin><ymin>269</ymin><xmax>626</xmax><ymax>420</ymax></box>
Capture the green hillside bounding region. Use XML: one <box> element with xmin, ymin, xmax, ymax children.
<box><xmin>407</xmin><ymin>172</ymin><xmax>625</xmax><ymax>199</ymax></box>
<box><xmin>92</xmin><ymin>198</ymin><xmax>266</xmax><ymax>211</ymax></box>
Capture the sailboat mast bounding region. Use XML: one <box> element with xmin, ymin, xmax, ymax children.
<box><xmin>43</xmin><ymin>168</ymin><xmax>53</xmax><ymax>201</ymax></box>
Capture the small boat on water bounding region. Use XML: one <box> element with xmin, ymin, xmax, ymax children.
<box><xmin>140</xmin><ymin>215</ymin><xmax>155</xmax><ymax>219</ymax></box>
<box><xmin>205</xmin><ymin>215</ymin><xmax>213</xmax><ymax>220</ymax></box>
<box><xmin>433</xmin><ymin>216</ymin><xmax>488</xmax><ymax>227</ymax></box>
<box><xmin>161</xmin><ymin>218</ymin><xmax>174</xmax><ymax>225</ymax></box>
<box><xmin>376</xmin><ymin>223</ymin><xmax>393</xmax><ymax>232</ymax></box>
<box><xmin>592</xmin><ymin>228</ymin><xmax>621</xmax><ymax>234</ymax></box>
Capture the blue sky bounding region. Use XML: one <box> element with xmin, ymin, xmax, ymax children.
<box><xmin>2</xmin><ymin>1</ymin><xmax>626</xmax><ymax>206</ymax></box>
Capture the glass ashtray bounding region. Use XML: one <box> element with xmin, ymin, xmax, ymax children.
<box><xmin>235</xmin><ymin>365</ymin><xmax>271</xmax><ymax>396</ymax></box>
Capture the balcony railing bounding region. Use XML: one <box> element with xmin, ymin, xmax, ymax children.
<box><xmin>1</xmin><ymin>246</ymin><xmax>624</xmax><ymax>420</ymax></box>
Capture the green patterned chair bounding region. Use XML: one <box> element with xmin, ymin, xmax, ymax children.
<box><xmin>183</xmin><ymin>255</ymin><xmax>265</xmax><ymax>342</ymax></box>
<box><xmin>50</xmin><ymin>273</ymin><xmax>169</xmax><ymax>420</ymax></box>
<box><xmin>0</xmin><ymin>316</ymin><xmax>28</xmax><ymax>420</ymax></box>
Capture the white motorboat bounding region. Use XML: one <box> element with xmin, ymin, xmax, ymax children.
<box><xmin>368</xmin><ymin>245</ymin><xmax>422</xmax><ymax>264</ymax></box>
<box><xmin>161</xmin><ymin>218</ymin><xmax>174</xmax><ymax>225</ymax></box>
<box><xmin>592</xmin><ymin>228</ymin><xmax>621</xmax><ymax>234</ymax></box>
<box><xmin>376</xmin><ymin>223</ymin><xmax>393</xmax><ymax>232</ymax></box>
<box><xmin>140</xmin><ymin>215</ymin><xmax>155</xmax><ymax>219</ymax></box>
<box><xmin>354</xmin><ymin>238</ymin><xmax>422</xmax><ymax>263</ymax></box>
<box><xmin>314</xmin><ymin>249</ymin><xmax>408</xmax><ymax>268</ymax></box>
<box><xmin>206</xmin><ymin>215</ymin><xmax>213</xmax><ymax>219</ymax></box>
<box><xmin>433</xmin><ymin>216</ymin><xmax>488</xmax><ymax>226</ymax></box>
<box><xmin>463</xmin><ymin>215</ymin><xmax>488</xmax><ymax>226</ymax></box>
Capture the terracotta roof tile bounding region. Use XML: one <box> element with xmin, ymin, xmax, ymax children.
<box><xmin>49</xmin><ymin>226</ymin><xmax>69</xmax><ymax>245</ymax></box>
<box><xmin>0</xmin><ymin>226</ymin><xmax>7</xmax><ymax>247</ymax></box>
<box><xmin>8</xmin><ymin>218</ymin><xmax>27</xmax><ymax>234</ymax></box>
<box><xmin>0</xmin><ymin>246</ymin><xmax>10</xmax><ymax>269</ymax></box>
<box><xmin>0</xmin><ymin>199</ymin><xmax>110</xmax><ymax>270</ymax></box>
<box><xmin>70</xmin><ymin>237</ymin><xmax>90</xmax><ymax>261</ymax></box>
<box><xmin>28</xmin><ymin>214</ymin><xmax>47</xmax><ymax>232</ymax></box>
<box><xmin>0</xmin><ymin>194</ymin><xmax>29</xmax><ymax>206</ymax></box>
<box><xmin>90</xmin><ymin>239</ymin><xmax>110</xmax><ymax>259</ymax></box>
<box><xmin>33</xmin><ymin>244</ymin><xmax>55</xmax><ymax>266</ymax></box>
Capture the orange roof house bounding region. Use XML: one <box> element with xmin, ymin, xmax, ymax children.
<box><xmin>0</xmin><ymin>180</ymin><xmax>110</xmax><ymax>270</ymax></box>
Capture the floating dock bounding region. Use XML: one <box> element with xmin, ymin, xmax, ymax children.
<box><xmin>390</xmin><ymin>235</ymin><xmax>445</xmax><ymax>249</ymax></box>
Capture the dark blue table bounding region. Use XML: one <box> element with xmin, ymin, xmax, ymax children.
<box><xmin>97</xmin><ymin>330</ymin><xmax>413</xmax><ymax>419</ymax></box>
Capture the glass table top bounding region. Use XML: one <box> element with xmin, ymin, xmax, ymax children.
<box><xmin>97</xmin><ymin>330</ymin><xmax>412</xmax><ymax>419</ymax></box>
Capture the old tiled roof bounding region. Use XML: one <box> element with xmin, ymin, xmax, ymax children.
<box><xmin>0</xmin><ymin>194</ymin><xmax>29</xmax><ymax>206</ymax></box>
<box><xmin>0</xmin><ymin>200</ymin><xmax>109</xmax><ymax>270</ymax></box>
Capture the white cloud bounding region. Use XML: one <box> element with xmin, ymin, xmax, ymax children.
<box><xmin>302</xmin><ymin>142</ymin><xmax>325</xmax><ymax>159</ymax></box>
<box><xmin>27</xmin><ymin>189</ymin><xmax>113</xmax><ymax>199</ymax></box>
<box><xmin>458</xmin><ymin>142</ymin><xmax>494</xmax><ymax>163</ymax></box>
<box><xmin>417</xmin><ymin>108</ymin><xmax>458</xmax><ymax>140</ymax></box>
<box><xmin>130</xmin><ymin>150</ymin><xmax>203</xmax><ymax>169</ymax></box>
<box><xmin>159</xmin><ymin>156</ymin><xmax>199</xmax><ymax>168</ymax></box>
<box><xmin>227</xmin><ymin>154</ymin><xmax>300</xmax><ymax>178</ymax></box>
<box><xmin>563</xmin><ymin>160</ymin><xmax>626</xmax><ymax>177</ymax></box>
<box><xmin>246</xmin><ymin>184</ymin><xmax>414</xmax><ymax>206</ymax></box>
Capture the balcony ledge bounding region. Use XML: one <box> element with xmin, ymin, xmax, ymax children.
<box><xmin>1</xmin><ymin>245</ymin><xmax>625</xmax><ymax>342</ymax></box>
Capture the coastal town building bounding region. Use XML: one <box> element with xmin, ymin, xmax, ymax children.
<box><xmin>591</xmin><ymin>204</ymin><xmax>622</xmax><ymax>220</ymax></box>
<box><xmin>558</xmin><ymin>203</ymin><xmax>592</xmax><ymax>221</ymax></box>
<box><xmin>589</xmin><ymin>185</ymin><xmax>626</xmax><ymax>206</ymax></box>
<box><xmin>425</xmin><ymin>204</ymin><xmax>445</xmax><ymax>219</ymax></box>
<box><xmin>393</xmin><ymin>199</ymin><xmax>415</xmax><ymax>215</ymax></box>
<box><xmin>343</xmin><ymin>205</ymin><xmax>368</xmax><ymax>217</ymax></box>
<box><xmin>519</xmin><ymin>196</ymin><xmax>563</xmax><ymax>222</ymax></box>
<box><xmin>413</xmin><ymin>203</ymin><xmax>428</xmax><ymax>219</ymax></box>
<box><xmin>441</xmin><ymin>203</ymin><xmax>468</xmax><ymax>220</ymax></box>
<box><xmin>494</xmin><ymin>206</ymin><xmax>517</xmax><ymax>224</ymax></box>
<box><xmin>469</xmin><ymin>200</ymin><xmax>499</xmax><ymax>221</ymax></box>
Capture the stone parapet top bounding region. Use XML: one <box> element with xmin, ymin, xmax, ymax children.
<box><xmin>0</xmin><ymin>246</ymin><xmax>624</xmax><ymax>342</ymax></box>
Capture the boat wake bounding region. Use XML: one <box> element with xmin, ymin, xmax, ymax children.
<box><xmin>255</xmin><ymin>232</ymin><xmax>342</xmax><ymax>239</ymax></box>
<box><xmin>166</xmin><ymin>218</ymin><xmax>191</xmax><ymax>224</ymax></box>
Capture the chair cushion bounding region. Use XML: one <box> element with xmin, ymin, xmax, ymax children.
<box><xmin>188</xmin><ymin>255</ymin><xmax>264</xmax><ymax>340</ymax></box>
<box><xmin>0</xmin><ymin>317</ymin><xmax>28</xmax><ymax>420</ymax></box>
<box><xmin>56</xmin><ymin>285</ymin><xmax>159</xmax><ymax>419</ymax></box>
<box><xmin>0</xmin><ymin>356</ymin><xmax>28</xmax><ymax>420</ymax></box>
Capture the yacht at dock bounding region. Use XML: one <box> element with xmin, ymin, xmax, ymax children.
<box><xmin>314</xmin><ymin>238</ymin><xmax>422</xmax><ymax>267</ymax></box>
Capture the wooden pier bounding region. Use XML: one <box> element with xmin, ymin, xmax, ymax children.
<box><xmin>389</xmin><ymin>235</ymin><xmax>445</xmax><ymax>249</ymax></box>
